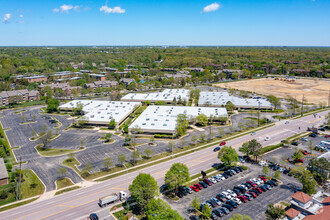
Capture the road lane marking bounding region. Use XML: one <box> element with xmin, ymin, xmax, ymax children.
<box><xmin>308</xmin><ymin>118</ymin><xmax>322</xmax><ymax>123</ymax></box>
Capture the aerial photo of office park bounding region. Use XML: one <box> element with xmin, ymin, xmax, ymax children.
<box><xmin>0</xmin><ymin>1</ymin><xmax>329</xmax><ymax>220</ymax></box>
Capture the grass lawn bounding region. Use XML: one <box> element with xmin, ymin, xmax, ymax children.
<box><xmin>0</xmin><ymin>198</ymin><xmax>39</xmax><ymax>212</ymax></box>
<box><xmin>55</xmin><ymin>186</ymin><xmax>80</xmax><ymax>196</ymax></box>
<box><xmin>36</xmin><ymin>144</ymin><xmax>83</xmax><ymax>157</ymax></box>
<box><xmin>56</xmin><ymin>178</ymin><xmax>74</xmax><ymax>190</ymax></box>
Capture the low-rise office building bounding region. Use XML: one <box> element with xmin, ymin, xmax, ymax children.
<box><xmin>121</xmin><ymin>89</ymin><xmax>190</xmax><ymax>103</ymax></box>
<box><xmin>129</xmin><ymin>105</ymin><xmax>228</xmax><ymax>134</ymax></box>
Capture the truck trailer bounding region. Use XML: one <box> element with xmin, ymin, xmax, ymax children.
<box><xmin>99</xmin><ymin>191</ymin><xmax>127</xmax><ymax>207</ymax></box>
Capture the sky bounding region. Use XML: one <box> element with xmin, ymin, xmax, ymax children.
<box><xmin>0</xmin><ymin>0</ymin><xmax>329</xmax><ymax>46</ymax></box>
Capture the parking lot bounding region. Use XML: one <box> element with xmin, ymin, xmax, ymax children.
<box><xmin>163</xmin><ymin>163</ymin><xmax>301</xmax><ymax>220</ymax></box>
<box><xmin>263</xmin><ymin>134</ymin><xmax>329</xmax><ymax>168</ymax></box>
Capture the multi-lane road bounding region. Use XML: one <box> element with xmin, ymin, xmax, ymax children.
<box><xmin>1</xmin><ymin>110</ymin><xmax>328</xmax><ymax>220</ymax></box>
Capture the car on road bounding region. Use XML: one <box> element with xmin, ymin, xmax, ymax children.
<box><xmin>213</xmin><ymin>146</ymin><xmax>220</xmax><ymax>152</ymax></box>
<box><xmin>89</xmin><ymin>213</ymin><xmax>99</xmax><ymax>220</ymax></box>
<box><xmin>219</xmin><ymin>141</ymin><xmax>226</xmax><ymax>146</ymax></box>
<box><xmin>265</xmin><ymin>136</ymin><xmax>271</xmax><ymax>141</ymax></box>
<box><xmin>251</xmin><ymin>132</ymin><xmax>256</xmax><ymax>135</ymax></box>
<box><xmin>300</xmin><ymin>137</ymin><xmax>308</xmax><ymax>142</ymax></box>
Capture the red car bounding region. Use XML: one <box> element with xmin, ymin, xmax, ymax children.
<box><xmin>296</xmin><ymin>159</ymin><xmax>304</xmax><ymax>163</ymax></box>
<box><xmin>246</xmin><ymin>181</ymin><xmax>256</xmax><ymax>187</ymax></box>
<box><xmin>301</xmin><ymin>150</ymin><xmax>308</xmax><ymax>155</ymax></box>
<box><xmin>190</xmin><ymin>185</ymin><xmax>199</xmax><ymax>192</ymax></box>
<box><xmin>325</xmin><ymin>135</ymin><xmax>330</xmax><ymax>138</ymax></box>
<box><xmin>219</xmin><ymin>141</ymin><xmax>226</xmax><ymax>146</ymax></box>
<box><xmin>248</xmin><ymin>191</ymin><xmax>257</xmax><ymax>198</ymax></box>
<box><xmin>194</xmin><ymin>183</ymin><xmax>202</xmax><ymax>190</ymax></box>
<box><xmin>203</xmin><ymin>178</ymin><xmax>212</xmax><ymax>186</ymax></box>
<box><xmin>259</xmin><ymin>176</ymin><xmax>267</xmax><ymax>182</ymax></box>
<box><xmin>237</xmin><ymin>196</ymin><xmax>248</xmax><ymax>203</ymax></box>
<box><xmin>253</xmin><ymin>187</ymin><xmax>263</xmax><ymax>193</ymax></box>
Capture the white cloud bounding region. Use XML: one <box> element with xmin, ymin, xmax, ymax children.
<box><xmin>53</xmin><ymin>8</ymin><xmax>60</xmax><ymax>13</ymax></box>
<box><xmin>19</xmin><ymin>14</ymin><xmax>23</xmax><ymax>18</ymax></box>
<box><xmin>60</xmin><ymin>4</ymin><xmax>73</xmax><ymax>13</ymax></box>
<box><xmin>100</xmin><ymin>5</ymin><xmax>125</xmax><ymax>14</ymax></box>
<box><xmin>2</xmin><ymin>13</ymin><xmax>11</xmax><ymax>23</ymax></box>
<box><xmin>203</xmin><ymin>2</ymin><xmax>221</xmax><ymax>13</ymax></box>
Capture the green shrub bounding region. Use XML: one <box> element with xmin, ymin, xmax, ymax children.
<box><xmin>261</xmin><ymin>143</ymin><xmax>283</xmax><ymax>153</ymax></box>
<box><xmin>240</xmin><ymin>165</ymin><xmax>248</xmax><ymax>170</ymax></box>
<box><xmin>5</xmin><ymin>163</ymin><xmax>12</xmax><ymax>172</ymax></box>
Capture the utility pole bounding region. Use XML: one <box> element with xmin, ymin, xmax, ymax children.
<box><xmin>301</xmin><ymin>95</ymin><xmax>304</xmax><ymax>117</ymax></box>
<box><xmin>18</xmin><ymin>156</ymin><xmax>22</xmax><ymax>200</ymax></box>
<box><xmin>328</xmin><ymin>90</ymin><xmax>330</xmax><ymax>108</ymax></box>
<box><xmin>257</xmin><ymin>102</ymin><xmax>260</xmax><ymax>127</ymax></box>
<box><xmin>293</xmin><ymin>97</ymin><xmax>296</xmax><ymax>117</ymax></box>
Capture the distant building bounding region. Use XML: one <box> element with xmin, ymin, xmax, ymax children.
<box><xmin>89</xmin><ymin>74</ymin><xmax>106</xmax><ymax>81</ymax></box>
<box><xmin>84</xmin><ymin>80</ymin><xmax>119</xmax><ymax>90</ymax></box>
<box><xmin>185</xmin><ymin>67</ymin><xmax>204</xmax><ymax>72</ymax></box>
<box><xmin>0</xmin><ymin>89</ymin><xmax>39</xmax><ymax>106</ymax></box>
<box><xmin>0</xmin><ymin>158</ymin><xmax>8</xmax><ymax>185</ymax></box>
<box><xmin>164</xmin><ymin>73</ymin><xmax>191</xmax><ymax>80</ymax></box>
<box><xmin>120</xmin><ymin>78</ymin><xmax>136</xmax><ymax>86</ymax></box>
<box><xmin>53</xmin><ymin>71</ymin><xmax>78</xmax><ymax>80</ymax></box>
<box><xmin>16</xmin><ymin>75</ymin><xmax>48</xmax><ymax>83</ymax></box>
<box><xmin>121</xmin><ymin>89</ymin><xmax>190</xmax><ymax>103</ymax></box>
<box><xmin>39</xmin><ymin>83</ymin><xmax>80</xmax><ymax>96</ymax></box>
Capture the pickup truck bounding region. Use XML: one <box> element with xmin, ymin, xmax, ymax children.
<box><xmin>99</xmin><ymin>191</ymin><xmax>127</xmax><ymax>207</ymax></box>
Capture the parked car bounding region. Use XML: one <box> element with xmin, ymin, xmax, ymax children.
<box><xmin>177</xmin><ymin>191</ymin><xmax>184</xmax><ymax>198</ymax></box>
<box><xmin>226</xmin><ymin>200</ymin><xmax>238</xmax><ymax>208</ymax></box>
<box><xmin>238</xmin><ymin>156</ymin><xmax>246</xmax><ymax>163</ymax></box>
<box><xmin>259</xmin><ymin>185</ymin><xmax>268</xmax><ymax>192</ymax></box>
<box><xmin>247</xmin><ymin>191</ymin><xmax>257</xmax><ymax>198</ymax></box>
<box><xmin>216</xmin><ymin>194</ymin><xmax>227</xmax><ymax>202</ymax></box>
<box><xmin>219</xmin><ymin>141</ymin><xmax>226</xmax><ymax>146</ymax></box>
<box><xmin>301</xmin><ymin>150</ymin><xmax>308</xmax><ymax>155</ymax></box>
<box><xmin>178</xmin><ymin>186</ymin><xmax>188</xmax><ymax>196</ymax></box>
<box><xmin>224</xmin><ymin>170</ymin><xmax>233</xmax><ymax>176</ymax></box>
<box><xmin>246</xmin><ymin>181</ymin><xmax>256</xmax><ymax>187</ymax></box>
<box><xmin>222</xmin><ymin>204</ymin><xmax>233</xmax><ymax>211</ymax></box>
<box><xmin>226</xmin><ymin>189</ymin><xmax>237</xmax><ymax>198</ymax></box>
<box><xmin>204</xmin><ymin>179</ymin><xmax>213</xmax><ymax>186</ymax></box>
<box><xmin>250</xmin><ymin>189</ymin><xmax>261</xmax><ymax>196</ymax></box>
<box><xmin>300</xmin><ymin>137</ymin><xmax>308</xmax><ymax>141</ymax></box>
<box><xmin>233</xmin><ymin>188</ymin><xmax>241</xmax><ymax>196</ymax></box>
<box><xmin>185</xmin><ymin>186</ymin><xmax>193</xmax><ymax>194</ymax></box>
<box><xmin>190</xmin><ymin>185</ymin><xmax>199</xmax><ymax>192</ymax></box>
<box><xmin>295</xmin><ymin>159</ymin><xmax>304</xmax><ymax>163</ymax></box>
<box><xmin>232</xmin><ymin>197</ymin><xmax>242</xmax><ymax>205</ymax></box>
<box><xmin>232</xmin><ymin>167</ymin><xmax>241</xmax><ymax>173</ymax></box>
<box><xmin>190</xmin><ymin>215</ymin><xmax>199</xmax><ymax>220</ymax></box>
<box><xmin>253</xmin><ymin>187</ymin><xmax>263</xmax><ymax>193</ymax></box>
<box><xmin>291</xmin><ymin>141</ymin><xmax>299</xmax><ymax>146</ymax></box>
<box><xmin>211</xmin><ymin>197</ymin><xmax>222</xmax><ymax>206</ymax></box>
<box><xmin>273</xmin><ymin>166</ymin><xmax>280</xmax><ymax>171</ymax></box>
<box><xmin>210</xmin><ymin>212</ymin><xmax>218</xmax><ymax>220</ymax></box>
<box><xmin>325</xmin><ymin>135</ymin><xmax>330</xmax><ymax>138</ymax></box>
<box><xmin>199</xmin><ymin>181</ymin><xmax>208</xmax><ymax>188</ymax></box>
<box><xmin>243</xmin><ymin>183</ymin><xmax>252</xmax><ymax>189</ymax></box>
<box><xmin>309</xmin><ymin>133</ymin><xmax>317</xmax><ymax>138</ymax></box>
<box><xmin>237</xmin><ymin>195</ymin><xmax>248</xmax><ymax>203</ymax></box>
<box><xmin>213</xmin><ymin>209</ymin><xmax>224</xmax><ymax>217</ymax></box>
<box><xmin>283</xmin><ymin>169</ymin><xmax>290</xmax><ymax>174</ymax></box>
<box><xmin>251</xmin><ymin>132</ymin><xmax>256</xmax><ymax>135</ymax></box>
<box><xmin>194</xmin><ymin>183</ymin><xmax>202</xmax><ymax>190</ymax></box>
<box><xmin>243</xmin><ymin>193</ymin><xmax>253</xmax><ymax>201</ymax></box>
<box><xmin>207</xmin><ymin>200</ymin><xmax>217</xmax><ymax>208</ymax></box>
<box><xmin>160</xmin><ymin>184</ymin><xmax>169</xmax><ymax>193</ymax></box>
<box><xmin>237</xmin><ymin>167</ymin><xmax>244</xmax><ymax>172</ymax></box>
<box><xmin>215</xmin><ymin>174</ymin><xmax>225</xmax><ymax>181</ymax></box>
<box><xmin>221</xmin><ymin>191</ymin><xmax>232</xmax><ymax>200</ymax></box>
<box><xmin>219</xmin><ymin>207</ymin><xmax>230</xmax><ymax>215</ymax></box>
<box><xmin>213</xmin><ymin>147</ymin><xmax>221</xmax><ymax>152</ymax></box>
<box><xmin>222</xmin><ymin>173</ymin><xmax>229</xmax><ymax>179</ymax></box>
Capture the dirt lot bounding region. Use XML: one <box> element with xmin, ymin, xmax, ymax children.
<box><xmin>214</xmin><ymin>78</ymin><xmax>330</xmax><ymax>104</ymax></box>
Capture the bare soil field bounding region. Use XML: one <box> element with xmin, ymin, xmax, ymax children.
<box><xmin>214</xmin><ymin>78</ymin><xmax>330</xmax><ymax>104</ymax></box>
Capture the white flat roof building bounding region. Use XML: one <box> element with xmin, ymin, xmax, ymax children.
<box><xmin>198</xmin><ymin>91</ymin><xmax>273</xmax><ymax>109</ymax></box>
<box><xmin>59</xmin><ymin>100</ymin><xmax>141</xmax><ymax>125</ymax></box>
<box><xmin>121</xmin><ymin>89</ymin><xmax>190</xmax><ymax>103</ymax></box>
<box><xmin>129</xmin><ymin>105</ymin><xmax>228</xmax><ymax>134</ymax></box>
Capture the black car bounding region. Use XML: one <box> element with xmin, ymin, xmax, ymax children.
<box><xmin>268</xmin><ymin>163</ymin><xmax>276</xmax><ymax>168</ymax></box>
<box><xmin>219</xmin><ymin>207</ymin><xmax>230</xmax><ymax>215</ymax></box>
<box><xmin>207</xmin><ymin>200</ymin><xmax>217</xmax><ymax>208</ymax></box>
<box><xmin>213</xmin><ymin>209</ymin><xmax>224</xmax><ymax>217</ymax></box>
<box><xmin>291</xmin><ymin>141</ymin><xmax>299</xmax><ymax>146</ymax></box>
<box><xmin>237</xmin><ymin>167</ymin><xmax>244</xmax><ymax>172</ymax></box>
<box><xmin>243</xmin><ymin>183</ymin><xmax>252</xmax><ymax>189</ymax></box>
<box><xmin>224</xmin><ymin>170</ymin><xmax>233</xmax><ymax>176</ymax></box>
<box><xmin>210</xmin><ymin>212</ymin><xmax>218</xmax><ymax>220</ymax></box>
<box><xmin>309</xmin><ymin>133</ymin><xmax>317</xmax><ymax>137</ymax></box>
<box><xmin>265</xmin><ymin>181</ymin><xmax>275</xmax><ymax>187</ymax></box>
<box><xmin>89</xmin><ymin>214</ymin><xmax>99</xmax><ymax>220</ymax></box>
<box><xmin>226</xmin><ymin>200</ymin><xmax>238</xmax><ymax>208</ymax></box>
<box><xmin>235</xmin><ymin>186</ymin><xmax>246</xmax><ymax>193</ymax></box>
<box><xmin>178</xmin><ymin>186</ymin><xmax>188</xmax><ymax>196</ymax></box>
<box><xmin>222</xmin><ymin>204</ymin><xmax>233</xmax><ymax>211</ymax></box>
<box><xmin>319</xmin><ymin>127</ymin><xmax>326</xmax><ymax>131</ymax></box>
<box><xmin>199</xmin><ymin>181</ymin><xmax>208</xmax><ymax>188</ymax></box>
<box><xmin>177</xmin><ymin>191</ymin><xmax>184</xmax><ymax>198</ymax></box>
<box><xmin>190</xmin><ymin>215</ymin><xmax>199</xmax><ymax>220</ymax></box>
<box><xmin>250</xmin><ymin>189</ymin><xmax>261</xmax><ymax>196</ymax></box>
<box><xmin>222</xmin><ymin>173</ymin><xmax>229</xmax><ymax>179</ymax></box>
<box><xmin>273</xmin><ymin>166</ymin><xmax>280</xmax><ymax>171</ymax></box>
<box><xmin>259</xmin><ymin>185</ymin><xmax>268</xmax><ymax>192</ymax></box>
<box><xmin>160</xmin><ymin>184</ymin><xmax>169</xmax><ymax>193</ymax></box>
<box><xmin>216</xmin><ymin>194</ymin><xmax>227</xmax><ymax>202</ymax></box>
<box><xmin>213</xmin><ymin>147</ymin><xmax>221</xmax><ymax>152</ymax></box>
<box><xmin>233</xmin><ymin>188</ymin><xmax>241</xmax><ymax>196</ymax></box>
<box><xmin>232</xmin><ymin>167</ymin><xmax>240</xmax><ymax>173</ymax></box>
<box><xmin>270</xmin><ymin>180</ymin><xmax>278</xmax><ymax>186</ymax></box>
<box><xmin>283</xmin><ymin>169</ymin><xmax>290</xmax><ymax>174</ymax></box>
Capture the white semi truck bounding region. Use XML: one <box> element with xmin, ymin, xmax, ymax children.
<box><xmin>99</xmin><ymin>191</ymin><xmax>127</xmax><ymax>207</ymax></box>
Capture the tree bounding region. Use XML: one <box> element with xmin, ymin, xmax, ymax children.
<box><xmin>76</xmin><ymin>116</ymin><xmax>88</xmax><ymax>128</ymax></box>
<box><xmin>218</xmin><ymin>146</ymin><xmax>239</xmax><ymax>166</ymax></box>
<box><xmin>292</xmin><ymin>147</ymin><xmax>303</xmax><ymax>162</ymax></box>
<box><xmin>127</xmin><ymin>82</ymin><xmax>137</xmax><ymax>90</ymax></box>
<box><xmin>199</xmin><ymin>133</ymin><xmax>207</xmax><ymax>143</ymax></box>
<box><xmin>191</xmin><ymin>135</ymin><xmax>198</xmax><ymax>145</ymax></box>
<box><xmin>73</xmin><ymin>103</ymin><xmax>83</xmax><ymax>115</ymax></box>
<box><xmin>263</xmin><ymin>166</ymin><xmax>269</xmax><ymax>175</ymax></box>
<box><xmin>308</xmin><ymin>157</ymin><xmax>330</xmax><ymax>184</ymax></box>
<box><xmin>109</xmin><ymin>119</ymin><xmax>116</xmax><ymax>128</ymax></box>
<box><xmin>290</xmin><ymin>166</ymin><xmax>318</xmax><ymax>195</ymax></box>
<box><xmin>274</xmin><ymin>170</ymin><xmax>281</xmax><ymax>180</ymax></box>
<box><xmin>176</xmin><ymin>114</ymin><xmax>189</xmax><ymax>137</ymax></box>
<box><xmin>267</xmin><ymin>95</ymin><xmax>281</xmax><ymax>109</ymax></box>
<box><xmin>46</xmin><ymin>98</ymin><xmax>60</xmax><ymax>113</ymax></box>
<box><xmin>57</xmin><ymin>167</ymin><xmax>67</xmax><ymax>179</ymax></box>
<box><xmin>201</xmin><ymin>204</ymin><xmax>212</xmax><ymax>219</ymax></box>
<box><xmin>82</xmin><ymin>163</ymin><xmax>94</xmax><ymax>174</ymax></box>
<box><xmin>39</xmin><ymin>130</ymin><xmax>53</xmax><ymax>148</ymax></box>
<box><xmin>129</xmin><ymin>173</ymin><xmax>159</xmax><ymax>211</ymax></box>
<box><xmin>226</xmin><ymin>101</ymin><xmax>236</xmax><ymax>111</ymax></box>
<box><xmin>239</xmin><ymin>139</ymin><xmax>262</xmax><ymax>160</ymax></box>
<box><xmin>191</xmin><ymin>196</ymin><xmax>200</xmax><ymax>211</ymax></box>
<box><xmin>145</xmin><ymin>198</ymin><xmax>183</xmax><ymax>220</ymax></box>
<box><xmin>149</xmin><ymin>136</ymin><xmax>155</xmax><ymax>145</ymax></box>
<box><xmin>144</xmin><ymin>148</ymin><xmax>153</xmax><ymax>158</ymax></box>
<box><xmin>196</xmin><ymin>114</ymin><xmax>208</xmax><ymax>126</ymax></box>
<box><xmin>104</xmin><ymin>133</ymin><xmax>112</xmax><ymax>142</ymax></box>
<box><xmin>229</xmin><ymin>214</ymin><xmax>253</xmax><ymax>220</ymax></box>
<box><xmin>117</xmin><ymin>154</ymin><xmax>126</xmax><ymax>166</ymax></box>
<box><xmin>308</xmin><ymin>140</ymin><xmax>313</xmax><ymax>155</ymax></box>
<box><xmin>265</xmin><ymin>203</ymin><xmax>285</xmax><ymax>220</ymax></box>
<box><xmin>165</xmin><ymin>163</ymin><xmax>190</xmax><ymax>193</ymax></box>
<box><xmin>131</xmin><ymin>150</ymin><xmax>141</xmax><ymax>165</ymax></box>
<box><xmin>103</xmin><ymin>157</ymin><xmax>113</xmax><ymax>170</ymax></box>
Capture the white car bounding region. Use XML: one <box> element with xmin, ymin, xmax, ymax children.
<box><xmin>209</xmin><ymin>177</ymin><xmax>217</xmax><ymax>184</ymax></box>
<box><xmin>259</xmin><ymin>161</ymin><xmax>266</xmax><ymax>166</ymax></box>
<box><xmin>212</xmin><ymin>175</ymin><xmax>222</xmax><ymax>182</ymax></box>
<box><xmin>265</xmin><ymin>136</ymin><xmax>271</xmax><ymax>141</ymax></box>
<box><xmin>278</xmin><ymin>167</ymin><xmax>285</xmax><ymax>172</ymax></box>
<box><xmin>251</xmin><ymin>178</ymin><xmax>262</xmax><ymax>185</ymax></box>
<box><xmin>232</xmin><ymin>197</ymin><xmax>242</xmax><ymax>205</ymax></box>
<box><xmin>256</xmin><ymin>178</ymin><xmax>265</xmax><ymax>184</ymax></box>
<box><xmin>239</xmin><ymin>184</ymin><xmax>248</xmax><ymax>190</ymax></box>
<box><xmin>227</xmin><ymin>189</ymin><xmax>237</xmax><ymax>198</ymax></box>
<box><xmin>211</xmin><ymin>197</ymin><xmax>222</xmax><ymax>206</ymax></box>
<box><xmin>221</xmin><ymin>191</ymin><xmax>232</xmax><ymax>200</ymax></box>
<box><xmin>216</xmin><ymin>174</ymin><xmax>225</xmax><ymax>180</ymax></box>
